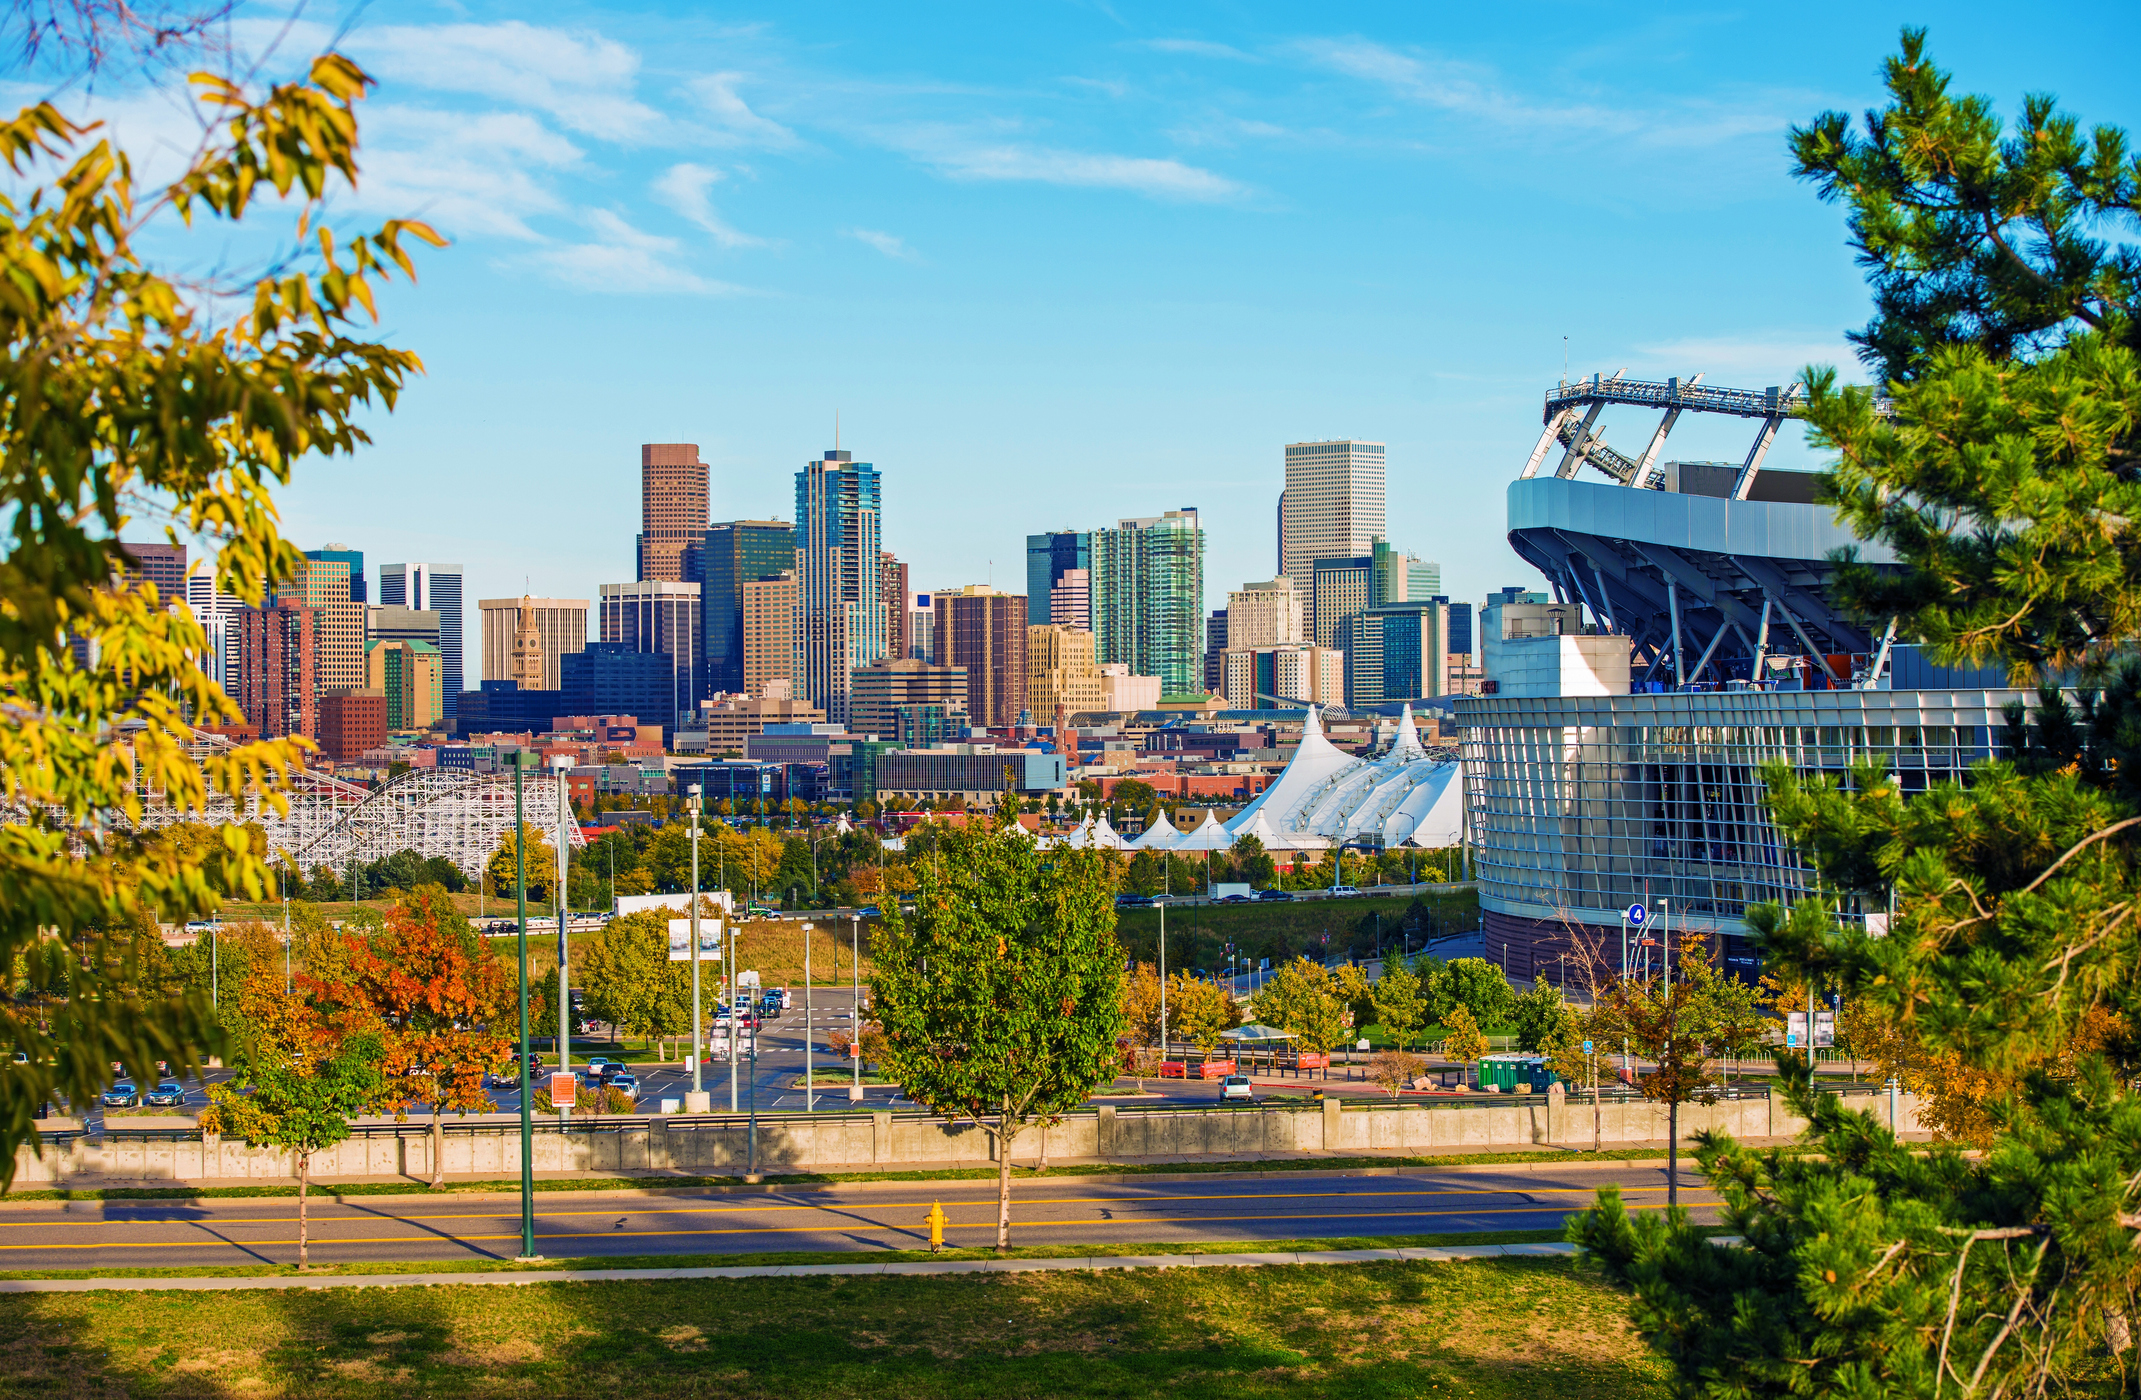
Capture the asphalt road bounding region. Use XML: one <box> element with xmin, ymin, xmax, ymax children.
<box><xmin>0</xmin><ymin>1164</ymin><xmax>1717</xmax><ymax>1269</ymax></box>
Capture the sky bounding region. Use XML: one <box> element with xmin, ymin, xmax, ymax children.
<box><xmin>34</xmin><ymin>1</ymin><xmax>2141</xmax><ymax>624</ymax></box>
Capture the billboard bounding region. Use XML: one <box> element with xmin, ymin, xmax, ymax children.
<box><xmin>616</xmin><ymin>892</ymin><xmax>733</xmax><ymax>919</ymax></box>
<box><xmin>667</xmin><ymin>919</ymin><xmax>725</xmax><ymax>962</ymax></box>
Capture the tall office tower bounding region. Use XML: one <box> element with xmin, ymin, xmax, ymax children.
<box><xmin>379</xmin><ymin>563</ymin><xmax>464</xmax><ymax>717</ymax></box>
<box><xmin>369</xmin><ymin>606</ymin><xmax>441</xmax><ymax>648</ymax></box>
<box><xmin>1409</xmin><ymin>558</ymin><xmax>1442</xmax><ymax>600</ymax></box>
<box><xmin>794</xmin><ymin>449</ymin><xmax>882</xmax><ymax>726</ymax></box>
<box><xmin>1204</xmin><ymin>607</ymin><xmax>1228</xmax><ymax>695</ymax></box>
<box><xmin>741</xmin><ymin>570</ymin><xmax>797</xmax><ymax>697</ymax></box>
<box><xmin>304</xmin><ymin>544</ymin><xmax>366</xmax><ymax>604</ymax></box>
<box><xmin>879</xmin><ymin>552</ymin><xmax>909</xmax><ymax>662</ymax></box>
<box><xmin>637</xmin><ymin>442</ymin><xmax>709</xmax><ymax>583</ymax></box>
<box><xmin>906</xmin><ymin>590</ymin><xmax>935</xmax><ymax>661</ymax></box>
<box><xmin>1310</xmin><ymin>555</ymin><xmax>1374</xmax><ymax>650</ymax></box>
<box><xmin>1089</xmin><ymin>508</ymin><xmax>1203</xmax><ymax>696</ymax></box>
<box><xmin>366</xmin><ymin>638</ymin><xmax>444</xmax><ymax>730</ymax></box>
<box><xmin>1024</xmin><ymin>530</ymin><xmax>1091</xmax><ymax>625</ymax></box>
<box><xmin>1339</xmin><ymin>600</ymin><xmax>1448</xmax><ymax>707</ymax></box>
<box><xmin>1048</xmin><ymin>568</ymin><xmax>1091</xmax><ymax>630</ymax></box>
<box><xmin>236</xmin><ymin>599</ymin><xmax>317</xmax><ymax>740</ymax></box>
<box><xmin>278</xmin><ymin>556</ymin><xmax>364</xmax><ymax>701</ymax></box>
<box><xmin>186</xmin><ymin>572</ymin><xmax>239</xmax><ymax>698</ymax></box>
<box><xmin>1225</xmin><ymin>578</ymin><xmax>1304</xmax><ymax>649</ymax></box>
<box><xmin>1280</xmin><ymin>440</ymin><xmax>1386</xmax><ymax>637</ymax></box>
<box><xmin>478</xmin><ymin>597</ymin><xmax>587</xmax><ymax>689</ymax></box>
<box><xmin>931</xmin><ymin>585</ymin><xmax>1029</xmax><ymax>729</ymax></box>
<box><xmin>1221</xmin><ymin>645</ymin><xmax>1343</xmax><ymax>710</ymax></box>
<box><xmin>599</xmin><ymin>581</ymin><xmax>702</xmax><ymax>727</ymax></box>
<box><xmin>1027</xmin><ymin>623</ymin><xmax>1105</xmax><ymax>720</ymax></box>
<box><xmin>849</xmin><ymin>658</ymin><xmax>968</xmax><ymax>743</ymax></box>
<box><xmin>118</xmin><ymin>541</ymin><xmax>187</xmax><ymax>601</ymax></box>
<box><xmin>692</xmin><ymin>519</ymin><xmax>796</xmax><ymax>696</ymax></box>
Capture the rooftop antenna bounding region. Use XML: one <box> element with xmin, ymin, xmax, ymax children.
<box><xmin>835</xmin><ymin>410</ymin><xmax>840</xmax><ymax>452</ymax></box>
<box><xmin>1562</xmin><ymin>336</ymin><xmax>1568</xmax><ymax>387</ymax></box>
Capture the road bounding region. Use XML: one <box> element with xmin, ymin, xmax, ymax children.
<box><xmin>0</xmin><ymin>1164</ymin><xmax>1716</xmax><ymax>1269</ymax></box>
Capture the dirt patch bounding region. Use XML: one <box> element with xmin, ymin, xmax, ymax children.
<box><xmin>658</xmin><ymin>1324</ymin><xmax>708</xmax><ymax>1352</ymax></box>
<box><xmin>445</xmin><ymin>1337</ymin><xmax>545</xmax><ymax>1367</ymax></box>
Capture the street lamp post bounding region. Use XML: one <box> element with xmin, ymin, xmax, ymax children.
<box><xmin>802</xmin><ymin>922</ymin><xmax>815</xmax><ymax>1110</ymax></box>
<box><xmin>509</xmin><ymin>749</ymin><xmax>539</xmax><ymax>1260</ymax></box>
<box><xmin>1158</xmin><ymin>899</ymin><xmax>1168</xmax><ymax>1064</ymax></box>
<box><xmin>551</xmin><ymin>756</ymin><xmax>574</xmax><ymax>1122</ymax></box>
<box><xmin>850</xmin><ymin>913</ymin><xmax>863</xmax><ymax>1102</ymax></box>
<box><xmin>688</xmin><ymin>785</ymin><xmax>708</xmax><ymax>1110</ymax></box>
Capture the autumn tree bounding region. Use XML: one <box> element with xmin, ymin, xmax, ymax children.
<box><xmin>1251</xmin><ymin>956</ymin><xmax>1350</xmax><ymax>1055</ymax></box>
<box><xmin>334</xmin><ymin>886</ymin><xmax>510</xmax><ymax>1188</ymax></box>
<box><xmin>485</xmin><ymin>824</ymin><xmax>556</xmax><ymax>903</ymax></box>
<box><xmin>871</xmin><ymin>822</ymin><xmax>1125</xmax><ymax>1251</ymax></box>
<box><xmin>1166</xmin><ymin>971</ymin><xmax>1239</xmax><ymax>1054</ymax></box>
<box><xmin>1440</xmin><ymin>1004</ymin><xmax>1488</xmax><ymax>1065</ymax></box>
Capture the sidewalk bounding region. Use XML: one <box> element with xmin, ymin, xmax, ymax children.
<box><xmin>0</xmin><ymin>1242</ymin><xmax>1581</xmax><ymax>1293</ymax></box>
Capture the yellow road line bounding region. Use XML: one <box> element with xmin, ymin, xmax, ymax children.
<box><xmin>0</xmin><ymin>1201</ymin><xmax>1706</xmax><ymax>1252</ymax></box>
<box><xmin>0</xmin><ymin>1185</ymin><xmax>1713</xmax><ymax>1230</ymax></box>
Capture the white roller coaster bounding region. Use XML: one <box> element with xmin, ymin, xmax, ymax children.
<box><xmin>132</xmin><ymin>736</ymin><xmax>585</xmax><ymax>879</ymax></box>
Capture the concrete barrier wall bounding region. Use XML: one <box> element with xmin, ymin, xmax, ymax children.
<box><xmin>9</xmin><ymin>1092</ymin><xmax>1926</xmax><ymax>1188</ymax></box>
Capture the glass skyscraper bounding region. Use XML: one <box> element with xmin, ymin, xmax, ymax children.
<box><xmin>795</xmin><ymin>450</ymin><xmax>883</xmax><ymax>725</ymax></box>
<box><xmin>691</xmin><ymin>519</ymin><xmax>797</xmax><ymax>697</ymax></box>
<box><xmin>380</xmin><ymin>563</ymin><xmax>463</xmax><ymax>717</ymax></box>
<box><xmin>1089</xmin><ymin>508</ymin><xmax>1203</xmax><ymax>696</ymax></box>
<box><xmin>1025</xmin><ymin>530</ymin><xmax>1090</xmax><ymax>625</ymax></box>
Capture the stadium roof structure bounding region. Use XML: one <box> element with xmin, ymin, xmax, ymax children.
<box><xmin>1507</xmin><ymin>372</ymin><xmax>1902</xmax><ymax>689</ymax></box>
<box><xmin>1221</xmin><ymin>705</ymin><xmax>1461</xmax><ymax>852</ymax></box>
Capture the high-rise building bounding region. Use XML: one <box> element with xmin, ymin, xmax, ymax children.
<box><xmin>560</xmin><ymin>643</ymin><xmax>676</xmax><ymax>740</ymax></box>
<box><xmin>379</xmin><ymin>563</ymin><xmax>463</xmax><ymax>717</ymax></box>
<box><xmin>1224</xmin><ymin>577</ymin><xmax>1304</xmax><ymax>650</ymax></box>
<box><xmin>366</xmin><ymin>638</ymin><xmax>443</xmax><ymax>730</ymax></box>
<box><xmin>1310</xmin><ymin>556</ymin><xmax>1373</xmax><ymax>651</ymax></box>
<box><xmin>1204</xmin><ymin>607</ymin><xmax>1228</xmax><ymax>695</ymax></box>
<box><xmin>848</xmin><ymin>658</ymin><xmax>968</xmax><ymax>741</ymax></box>
<box><xmin>690</xmin><ymin>518</ymin><xmax>795</xmax><ymax>697</ymax></box>
<box><xmin>1409</xmin><ymin>558</ymin><xmax>1442</xmax><ymax>600</ymax></box>
<box><xmin>278</xmin><ymin>556</ymin><xmax>364</xmax><ymax>702</ymax></box>
<box><xmin>1338</xmin><ymin>600</ymin><xmax>1447</xmax><ymax>706</ymax></box>
<box><xmin>318</xmin><ymin>691</ymin><xmax>386</xmax><ymax>763</ymax></box>
<box><xmin>369</xmin><ymin>606</ymin><xmax>441</xmax><ymax>648</ymax></box>
<box><xmin>118</xmin><ymin>541</ymin><xmax>187</xmax><ymax>602</ymax></box>
<box><xmin>478</xmin><ymin>597</ymin><xmax>586</xmax><ymax>689</ymax></box>
<box><xmin>236</xmin><ymin>599</ymin><xmax>316</xmax><ymax>741</ymax></box>
<box><xmin>741</xmin><ymin>570</ymin><xmax>797</xmax><ymax>698</ymax></box>
<box><xmin>186</xmin><ymin>572</ymin><xmax>239</xmax><ymax>699</ymax></box>
<box><xmin>1280</xmin><ymin>440</ymin><xmax>1386</xmax><ymax>636</ymax></box>
<box><xmin>637</xmin><ymin>442</ymin><xmax>709</xmax><ymax>583</ymax></box>
<box><xmin>1049</xmin><ymin>568</ymin><xmax>1091</xmax><ymax>631</ymax></box>
<box><xmin>932</xmin><ymin>585</ymin><xmax>1029</xmax><ymax>729</ymax></box>
<box><xmin>599</xmin><ymin>581</ymin><xmax>702</xmax><ymax>728</ymax></box>
<box><xmin>509</xmin><ymin>602</ymin><xmax>545</xmax><ymax>690</ymax></box>
<box><xmin>1220</xmin><ymin>645</ymin><xmax>1343</xmax><ymax>710</ymax></box>
<box><xmin>879</xmin><ymin>552</ymin><xmax>909</xmax><ymax>664</ymax></box>
<box><xmin>304</xmin><ymin>545</ymin><xmax>366</xmax><ymax>604</ymax></box>
<box><xmin>906</xmin><ymin>591</ymin><xmax>935</xmax><ymax>661</ymax></box>
<box><xmin>1089</xmin><ymin>508</ymin><xmax>1203</xmax><ymax>696</ymax></box>
<box><xmin>1028</xmin><ymin>624</ymin><xmax>1105</xmax><ymax>720</ymax></box>
<box><xmin>795</xmin><ymin>449</ymin><xmax>883</xmax><ymax>725</ymax></box>
<box><xmin>1024</xmin><ymin>531</ymin><xmax>1091</xmax><ymax>625</ymax></box>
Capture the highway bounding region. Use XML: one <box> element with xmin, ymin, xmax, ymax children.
<box><xmin>0</xmin><ymin>1163</ymin><xmax>1717</xmax><ymax>1268</ymax></box>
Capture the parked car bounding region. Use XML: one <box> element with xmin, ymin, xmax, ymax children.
<box><xmin>1257</xmin><ymin>889</ymin><xmax>1293</xmax><ymax>903</ymax></box>
<box><xmin>101</xmin><ymin>1082</ymin><xmax>140</xmax><ymax>1109</ymax></box>
<box><xmin>778</xmin><ymin>989</ymin><xmax>793</xmax><ymax>1010</ymax></box>
<box><xmin>583</xmin><ymin>1057</ymin><xmax>615</xmax><ymax>1078</ymax></box>
<box><xmin>1221</xmin><ymin>1075</ymin><xmax>1255</xmax><ymax>1102</ymax></box>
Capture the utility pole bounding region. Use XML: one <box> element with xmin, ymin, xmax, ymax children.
<box><xmin>510</xmin><ymin>749</ymin><xmax>539</xmax><ymax>1260</ymax></box>
<box><xmin>687</xmin><ymin>785</ymin><xmax>709</xmax><ymax>1112</ymax></box>
<box><xmin>851</xmin><ymin>913</ymin><xmax>862</xmax><ymax>1102</ymax></box>
<box><xmin>803</xmin><ymin>922</ymin><xmax>815</xmax><ymax>1111</ymax></box>
<box><xmin>552</xmin><ymin>755</ymin><xmax>574</xmax><ymax>1122</ymax></box>
<box><xmin>1158</xmin><ymin>899</ymin><xmax>1168</xmax><ymax>1064</ymax></box>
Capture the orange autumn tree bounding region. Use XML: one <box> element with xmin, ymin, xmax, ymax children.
<box><xmin>329</xmin><ymin>886</ymin><xmax>511</xmax><ymax>1188</ymax></box>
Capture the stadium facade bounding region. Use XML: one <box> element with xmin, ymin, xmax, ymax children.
<box><xmin>1457</xmin><ymin>373</ymin><xmax>2022</xmax><ymax>980</ymax></box>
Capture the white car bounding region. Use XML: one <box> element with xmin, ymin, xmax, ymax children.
<box><xmin>1221</xmin><ymin>1075</ymin><xmax>1254</xmax><ymax>1102</ymax></box>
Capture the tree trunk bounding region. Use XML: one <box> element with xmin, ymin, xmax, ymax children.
<box><xmin>995</xmin><ymin>1115</ymin><xmax>1013</xmax><ymax>1254</ymax></box>
<box><xmin>1038</xmin><ymin>1118</ymin><xmax>1049</xmax><ymax>1173</ymax></box>
<box><xmin>298</xmin><ymin>1150</ymin><xmax>311</xmax><ymax>1270</ymax></box>
<box><xmin>431</xmin><ymin>1111</ymin><xmax>445</xmax><ymax>1190</ymax></box>
<box><xmin>1667</xmin><ymin>1099</ymin><xmax>1679</xmax><ymax>1209</ymax></box>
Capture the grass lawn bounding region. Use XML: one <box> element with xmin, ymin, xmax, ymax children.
<box><xmin>0</xmin><ymin>1255</ymin><xmax>1668</xmax><ymax>1398</ymax></box>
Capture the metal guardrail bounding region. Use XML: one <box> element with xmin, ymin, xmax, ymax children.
<box><xmin>1544</xmin><ymin>377</ymin><xmax>1805</xmax><ymax>422</ymax></box>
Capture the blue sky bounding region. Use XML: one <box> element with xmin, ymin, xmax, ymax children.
<box><xmin>52</xmin><ymin>2</ymin><xmax>2141</xmax><ymax>620</ymax></box>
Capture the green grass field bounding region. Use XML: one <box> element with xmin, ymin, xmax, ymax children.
<box><xmin>0</xmin><ymin>1256</ymin><xmax>1668</xmax><ymax>1398</ymax></box>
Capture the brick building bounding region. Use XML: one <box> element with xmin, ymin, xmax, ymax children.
<box><xmin>932</xmin><ymin>585</ymin><xmax>1028</xmax><ymax>729</ymax></box>
<box><xmin>319</xmin><ymin>690</ymin><xmax>387</xmax><ymax>762</ymax></box>
<box><xmin>237</xmin><ymin>600</ymin><xmax>317</xmax><ymax>741</ymax></box>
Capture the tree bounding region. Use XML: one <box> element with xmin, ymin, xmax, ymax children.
<box><xmin>1251</xmin><ymin>957</ymin><xmax>1349</xmax><ymax>1055</ymax></box>
<box><xmin>1368</xmin><ymin>1050</ymin><xmax>1424</xmax><ymax>1096</ymax></box>
<box><xmin>335</xmin><ymin>886</ymin><xmax>510</xmax><ymax>1188</ymax></box>
<box><xmin>578</xmin><ymin>911</ymin><xmax>673</xmax><ymax>1053</ymax></box>
<box><xmin>1586</xmin><ymin>969</ymin><xmax>1712</xmax><ymax>1208</ymax></box>
<box><xmin>201</xmin><ymin>966</ymin><xmax>386</xmax><ymax>1268</ymax></box>
<box><xmin>1510</xmin><ymin>979</ymin><xmax>1577</xmax><ymax>1053</ymax></box>
<box><xmin>1370</xmin><ymin>963</ymin><xmax>1428</xmax><ymax>1052</ymax></box>
<box><xmin>485</xmin><ymin>824</ymin><xmax>557</xmax><ymax>903</ymax></box>
<box><xmin>1440</xmin><ymin>1004</ymin><xmax>1487</xmax><ymax>1065</ymax></box>
<box><xmin>1166</xmin><ymin>971</ymin><xmax>1238</xmax><ymax>1054</ymax></box>
<box><xmin>1121</xmin><ymin>962</ymin><xmax>1164</xmax><ymax>1047</ymax></box>
<box><xmin>1231</xmin><ymin>834</ymin><xmax>1276</xmax><ymax>890</ymax></box>
<box><xmin>1434</xmin><ymin>957</ymin><xmax>1516</xmax><ymax>1030</ymax></box>
<box><xmin>871</xmin><ymin>822</ymin><xmax>1125</xmax><ymax>1252</ymax></box>
<box><xmin>1573</xmin><ymin>37</ymin><xmax>2141</xmax><ymax>1397</ymax></box>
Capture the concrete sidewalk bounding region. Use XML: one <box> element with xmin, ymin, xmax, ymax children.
<box><xmin>0</xmin><ymin>1242</ymin><xmax>1581</xmax><ymax>1293</ymax></box>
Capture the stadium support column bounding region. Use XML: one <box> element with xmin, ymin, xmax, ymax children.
<box><xmin>1666</xmin><ymin>581</ymin><xmax>1686</xmax><ymax>689</ymax></box>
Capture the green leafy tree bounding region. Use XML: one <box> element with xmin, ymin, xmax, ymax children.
<box><xmin>0</xmin><ymin>54</ymin><xmax>437</xmax><ymax>1179</ymax></box>
<box><xmin>1440</xmin><ymin>1004</ymin><xmax>1487</xmax><ymax>1064</ymax></box>
<box><xmin>1573</xmin><ymin>36</ymin><xmax>2141</xmax><ymax>1397</ymax></box>
<box><xmin>1427</xmin><ymin>956</ymin><xmax>1515</xmax><ymax>1030</ymax></box>
<box><xmin>1167</xmin><ymin>971</ymin><xmax>1240</xmax><ymax>1054</ymax></box>
<box><xmin>1370</xmin><ymin>963</ymin><xmax>1428</xmax><ymax>1052</ymax></box>
<box><xmin>1251</xmin><ymin>956</ymin><xmax>1350</xmax><ymax>1055</ymax></box>
<box><xmin>577</xmin><ymin>912</ymin><xmax>666</xmax><ymax>1049</ymax></box>
<box><xmin>1230</xmin><ymin>833</ymin><xmax>1276</xmax><ymax>889</ymax></box>
<box><xmin>870</xmin><ymin>821</ymin><xmax>1125</xmax><ymax>1251</ymax></box>
<box><xmin>485</xmin><ymin>824</ymin><xmax>557</xmax><ymax>903</ymax></box>
<box><xmin>1510</xmin><ymin>979</ymin><xmax>1577</xmax><ymax>1053</ymax></box>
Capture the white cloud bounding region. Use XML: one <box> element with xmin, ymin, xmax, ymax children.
<box><xmin>352</xmin><ymin>107</ymin><xmax>582</xmax><ymax>240</ymax></box>
<box><xmin>519</xmin><ymin>209</ymin><xmax>749</xmax><ymax>295</ymax></box>
<box><xmin>846</xmin><ymin>228</ymin><xmax>918</xmax><ymax>261</ymax></box>
<box><xmin>350</xmin><ymin>21</ymin><xmax>665</xmax><ymax>143</ymax></box>
<box><xmin>686</xmin><ymin>72</ymin><xmax>799</xmax><ymax>148</ymax></box>
<box><xmin>887</xmin><ymin>128</ymin><xmax>1245</xmax><ymax>202</ymax></box>
<box><xmin>1134</xmin><ymin>38</ymin><xmax>1258</xmax><ymax>62</ymax></box>
<box><xmin>651</xmin><ymin>163</ymin><xmax>766</xmax><ymax>249</ymax></box>
<box><xmin>1630</xmin><ymin>333</ymin><xmax>1858</xmax><ymax>382</ymax></box>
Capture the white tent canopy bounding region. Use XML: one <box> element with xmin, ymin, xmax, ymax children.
<box><xmin>1225</xmin><ymin>703</ymin><xmax>1463</xmax><ymax>851</ymax></box>
<box><xmin>1170</xmin><ymin>809</ymin><xmax>1236</xmax><ymax>852</ymax></box>
<box><xmin>1127</xmin><ymin>808</ymin><xmax>1182</xmax><ymax>851</ymax></box>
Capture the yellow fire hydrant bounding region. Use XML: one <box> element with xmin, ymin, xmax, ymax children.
<box><xmin>925</xmin><ymin>1201</ymin><xmax>947</xmax><ymax>1254</ymax></box>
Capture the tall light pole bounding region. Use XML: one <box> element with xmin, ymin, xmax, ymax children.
<box><xmin>688</xmin><ymin>785</ymin><xmax>707</xmax><ymax>1110</ymax></box>
<box><xmin>1158</xmin><ymin>899</ymin><xmax>1168</xmax><ymax>1063</ymax></box>
<box><xmin>850</xmin><ymin>912</ymin><xmax>862</xmax><ymax>1102</ymax></box>
<box><xmin>552</xmin><ymin>755</ymin><xmax>574</xmax><ymax>1120</ymax></box>
<box><xmin>509</xmin><ymin>749</ymin><xmax>538</xmax><ymax>1260</ymax></box>
<box><xmin>802</xmin><ymin>922</ymin><xmax>815</xmax><ymax>1111</ymax></box>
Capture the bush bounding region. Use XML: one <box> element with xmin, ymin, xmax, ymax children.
<box><xmin>1368</xmin><ymin>1050</ymin><xmax>1425</xmax><ymax>1096</ymax></box>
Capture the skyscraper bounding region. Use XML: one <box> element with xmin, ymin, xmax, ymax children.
<box><xmin>600</xmin><ymin>581</ymin><xmax>702</xmax><ymax>728</ymax></box>
<box><xmin>1024</xmin><ymin>531</ymin><xmax>1091</xmax><ymax>625</ymax></box>
<box><xmin>932</xmin><ymin>585</ymin><xmax>1029</xmax><ymax>729</ymax></box>
<box><xmin>1049</xmin><ymin>568</ymin><xmax>1090</xmax><ymax>630</ymax></box>
<box><xmin>1090</xmin><ymin>509</ymin><xmax>1204</xmax><ymax>696</ymax></box>
<box><xmin>1310</xmin><ymin>556</ymin><xmax>1373</xmax><ymax>651</ymax></box>
<box><xmin>637</xmin><ymin>443</ymin><xmax>709</xmax><ymax>583</ymax></box>
<box><xmin>379</xmin><ymin>563</ymin><xmax>463</xmax><ymax>718</ymax></box>
<box><xmin>278</xmin><ymin>556</ymin><xmax>364</xmax><ymax>703</ymax></box>
<box><xmin>1204</xmin><ymin>607</ymin><xmax>1228</xmax><ymax>695</ymax></box>
<box><xmin>118</xmin><ymin>541</ymin><xmax>186</xmax><ymax>602</ymax></box>
<box><xmin>304</xmin><ymin>545</ymin><xmax>366</xmax><ymax>603</ymax></box>
<box><xmin>879</xmin><ymin>552</ymin><xmax>909</xmax><ymax>664</ymax></box>
<box><xmin>1224</xmin><ymin>578</ymin><xmax>1304</xmax><ymax>649</ymax></box>
<box><xmin>794</xmin><ymin>449</ymin><xmax>882</xmax><ymax>726</ymax></box>
<box><xmin>478</xmin><ymin>597</ymin><xmax>587</xmax><ymax>689</ymax></box>
<box><xmin>741</xmin><ymin>571</ymin><xmax>796</xmax><ymax>697</ymax></box>
<box><xmin>692</xmin><ymin>519</ymin><xmax>796</xmax><ymax>697</ymax></box>
<box><xmin>1028</xmin><ymin>623</ymin><xmax>1105</xmax><ymax>721</ymax></box>
<box><xmin>1280</xmin><ymin>440</ymin><xmax>1386</xmax><ymax>637</ymax></box>
<box><xmin>236</xmin><ymin>599</ymin><xmax>316</xmax><ymax>741</ymax></box>
<box><xmin>366</xmin><ymin>638</ymin><xmax>443</xmax><ymax>730</ymax></box>
<box><xmin>186</xmin><ymin>572</ymin><xmax>239</xmax><ymax>699</ymax></box>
